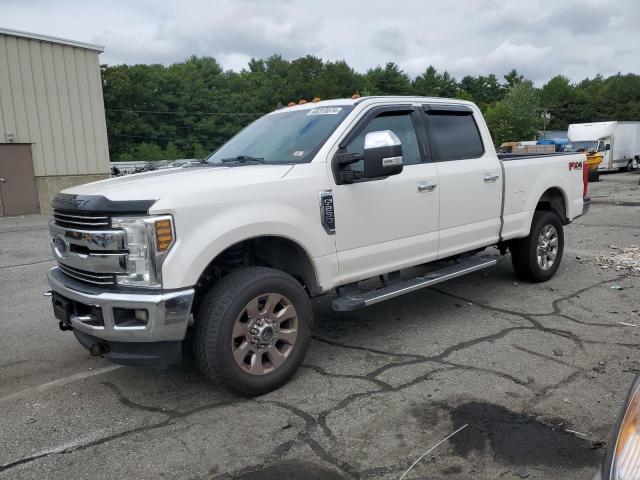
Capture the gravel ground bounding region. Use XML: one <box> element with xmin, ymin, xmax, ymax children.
<box><xmin>1</xmin><ymin>171</ymin><xmax>639</xmax><ymax>479</ymax></box>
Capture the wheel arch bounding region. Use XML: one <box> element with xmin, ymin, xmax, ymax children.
<box><xmin>535</xmin><ymin>186</ymin><xmax>569</xmax><ymax>224</ymax></box>
<box><xmin>192</xmin><ymin>235</ymin><xmax>321</xmax><ymax>306</ymax></box>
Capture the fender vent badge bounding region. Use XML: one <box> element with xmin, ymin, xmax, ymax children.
<box><xmin>319</xmin><ymin>190</ymin><xmax>336</xmax><ymax>235</ymax></box>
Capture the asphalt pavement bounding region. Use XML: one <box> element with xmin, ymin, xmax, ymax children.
<box><xmin>1</xmin><ymin>171</ymin><xmax>639</xmax><ymax>479</ymax></box>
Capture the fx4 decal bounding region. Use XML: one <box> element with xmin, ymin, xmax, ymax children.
<box><xmin>568</xmin><ymin>161</ymin><xmax>583</xmax><ymax>171</ymax></box>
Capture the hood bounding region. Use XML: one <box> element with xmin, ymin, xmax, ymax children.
<box><xmin>64</xmin><ymin>164</ymin><xmax>294</xmax><ymax>202</ymax></box>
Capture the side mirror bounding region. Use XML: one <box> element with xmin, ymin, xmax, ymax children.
<box><xmin>361</xmin><ymin>130</ymin><xmax>403</xmax><ymax>178</ymax></box>
<box><xmin>605</xmin><ymin>144</ymin><xmax>611</xmax><ymax>151</ymax></box>
<box><xmin>334</xmin><ymin>130</ymin><xmax>403</xmax><ymax>184</ymax></box>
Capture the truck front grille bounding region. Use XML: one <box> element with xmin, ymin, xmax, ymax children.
<box><xmin>58</xmin><ymin>263</ymin><xmax>117</xmax><ymax>286</ymax></box>
<box><xmin>53</xmin><ymin>209</ymin><xmax>111</xmax><ymax>229</ymax></box>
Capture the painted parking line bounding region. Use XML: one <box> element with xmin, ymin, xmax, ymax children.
<box><xmin>0</xmin><ymin>364</ymin><xmax>122</xmax><ymax>405</ymax></box>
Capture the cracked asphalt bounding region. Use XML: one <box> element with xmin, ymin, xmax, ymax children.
<box><xmin>1</xmin><ymin>172</ymin><xmax>639</xmax><ymax>480</ymax></box>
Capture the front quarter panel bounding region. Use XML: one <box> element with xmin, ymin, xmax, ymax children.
<box><xmin>150</xmin><ymin>163</ymin><xmax>335</xmax><ymax>290</ymax></box>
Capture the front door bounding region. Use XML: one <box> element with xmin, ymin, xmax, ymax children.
<box><xmin>331</xmin><ymin>106</ymin><xmax>439</xmax><ymax>284</ymax></box>
<box><xmin>0</xmin><ymin>144</ymin><xmax>40</xmax><ymax>216</ymax></box>
<box><xmin>597</xmin><ymin>140</ymin><xmax>611</xmax><ymax>169</ymax></box>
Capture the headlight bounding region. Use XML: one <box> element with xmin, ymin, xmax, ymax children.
<box><xmin>111</xmin><ymin>215</ymin><xmax>175</xmax><ymax>288</ymax></box>
<box><xmin>610</xmin><ymin>376</ymin><xmax>640</xmax><ymax>479</ymax></box>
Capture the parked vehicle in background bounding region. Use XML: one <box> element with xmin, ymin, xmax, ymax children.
<box><xmin>499</xmin><ymin>141</ymin><xmax>555</xmax><ymax>155</ymax></box>
<box><xmin>512</xmin><ymin>143</ymin><xmax>555</xmax><ymax>155</ymax></box>
<box><xmin>162</xmin><ymin>159</ymin><xmax>202</xmax><ymax>169</ymax></box>
<box><xmin>46</xmin><ymin>96</ymin><xmax>589</xmax><ymax>394</ymax></box>
<box><xmin>537</xmin><ymin>138</ymin><xmax>569</xmax><ymax>153</ymax></box>
<box><xmin>568</xmin><ymin>121</ymin><xmax>640</xmax><ymax>172</ymax></box>
<box><xmin>593</xmin><ymin>375</ymin><xmax>640</xmax><ymax>479</ymax></box>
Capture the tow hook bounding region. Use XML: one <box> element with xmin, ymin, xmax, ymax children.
<box><xmin>89</xmin><ymin>342</ymin><xmax>110</xmax><ymax>356</ymax></box>
<box><xmin>58</xmin><ymin>321</ymin><xmax>73</xmax><ymax>332</ymax></box>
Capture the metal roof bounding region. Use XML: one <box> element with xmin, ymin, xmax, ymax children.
<box><xmin>0</xmin><ymin>27</ymin><xmax>104</xmax><ymax>52</ymax></box>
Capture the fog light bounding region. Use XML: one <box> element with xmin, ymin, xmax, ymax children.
<box><xmin>134</xmin><ymin>309</ymin><xmax>148</xmax><ymax>323</ymax></box>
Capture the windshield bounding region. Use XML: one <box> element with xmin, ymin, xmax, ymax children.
<box><xmin>205</xmin><ymin>106</ymin><xmax>353</xmax><ymax>165</ymax></box>
<box><xmin>567</xmin><ymin>141</ymin><xmax>598</xmax><ymax>152</ymax></box>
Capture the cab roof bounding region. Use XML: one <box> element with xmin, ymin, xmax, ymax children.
<box><xmin>270</xmin><ymin>95</ymin><xmax>475</xmax><ymax>114</ymax></box>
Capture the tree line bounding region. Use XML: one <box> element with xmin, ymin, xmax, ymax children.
<box><xmin>101</xmin><ymin>55</ymin><xmax>640</xmax><ymax>160</ymax></box>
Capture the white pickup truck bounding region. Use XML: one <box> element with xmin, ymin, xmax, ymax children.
<box><xmin>47</xmin><ymin>96</ymin><xmax>589</xmax><ymax>394</ymax></box>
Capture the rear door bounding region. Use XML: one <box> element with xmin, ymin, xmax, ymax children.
<box><xmin>420</xmin><ymin>105</ymin><xmax>502</xmax><ymax>258</ymax></box>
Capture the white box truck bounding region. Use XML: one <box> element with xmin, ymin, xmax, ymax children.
<box><xmin>567</xmin><ymin>121</ymin><xmax>640</xmax><ymax>171</ymax></box>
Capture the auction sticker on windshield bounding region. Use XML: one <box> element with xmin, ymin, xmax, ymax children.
<box><xmin>307</xmin><ymin>107</ymin><xmax>343</xmax><ymax>116</ymax></box>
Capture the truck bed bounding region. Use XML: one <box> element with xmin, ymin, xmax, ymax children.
<box><xmin>499</xmin><ymin>151</ymin><xmax>586</xmax><ymax>242</ymax></box>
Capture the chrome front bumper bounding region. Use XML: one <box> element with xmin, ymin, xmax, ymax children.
<box><xmin>47</xmin><ymin>267</ymin><xmax>194</xmax><ymax>343</ymax></box>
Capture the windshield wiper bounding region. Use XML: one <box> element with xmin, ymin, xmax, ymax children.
<box><xmin>220</xmin><ymin>155</ymin><xmax>265</xmax><ymax>164</ymax></box>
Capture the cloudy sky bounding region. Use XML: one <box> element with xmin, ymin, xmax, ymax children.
<box><xmin>3</xmin><ymin>0</ymin><xmax>640</xmax><ymax>84</ymax></box>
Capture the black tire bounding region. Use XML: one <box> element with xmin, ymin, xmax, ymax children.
<box><xmin>588</xmin><ymin>170</ymin><xmax>600</xmax><ymax>182</ymax></box>
<box><xmin>619</xmin><ymin>160</ymin><xmax>633</xmax><ymax>172</ymax></box>
<box><xmin>510</xmin><ymin>210</ymin><xmax>564</xmax><ymax>282</ymax></box>
<box><xmin>194</xmin><ymin>266</ymin><xmax>312</xmax><ymax>395</ymax></box>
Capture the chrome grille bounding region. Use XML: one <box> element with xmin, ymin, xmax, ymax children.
<box><xmin>53</xmin><ymin>210</ymin><xmax>110</xmax><ymax>229</ymax></box>
<box><xmin>50</xmin><ymin>211</ymin><xmax>126</xmax><ymax>287</ymax></box>
<box><xmin>58</xmin><ymin>263</ymin><xmax>116</xmax><ymax>286</ymax></box>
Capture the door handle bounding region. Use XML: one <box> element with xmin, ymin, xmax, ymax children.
<box><xmin>0</xmin><ymin>178</ymin><xmax>6</xmax><ymax>183</ymax></box>
<box><xmin>483</xmin><ymin>174</ymin><xmax>499</xmax><ymax>183</ymax></box>
<box><xmin>417</xmin><ymin>181</ymin><xmax>437</xmax><ymax>192</ymax></box>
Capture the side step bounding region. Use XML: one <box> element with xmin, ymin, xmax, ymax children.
<box><xmin>332</xmin><ymin>255</ymin><xmax>499</xmax><ymax>312</ymax></box>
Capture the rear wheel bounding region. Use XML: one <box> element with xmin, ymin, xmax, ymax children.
<box><xmin>618</xmin><ymin>160</ymin><xmax>631</xmax><ymax>172</ymax></box>
<box><xmin>194</xmin><ymin>267</ymin><xmax>312</xmax><ymax>395</ymax></box>
<box><xmin>510</xmin><ymin>210</ymin><xmax>564</xmax><ymax>282</ymax></box>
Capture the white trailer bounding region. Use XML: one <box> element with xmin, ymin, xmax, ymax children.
<box><xmin>567</xmin><ymin>121</ymin><xmax>640</xmax><ymax>171</ymax></box>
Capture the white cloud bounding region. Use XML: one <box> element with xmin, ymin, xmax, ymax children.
<box><xmin>1</xmin><ymin>0</ymin><xmax>639</xmax><ymax>83</ymax></box>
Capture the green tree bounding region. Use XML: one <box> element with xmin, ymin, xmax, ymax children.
<box><xmin>454</xmin><ymin>87</ymin><xmax>475</xmax><ymax>101</ymax></box>
<box><xmin>459</xmin><ymin>74</ymin><xmax>505</xmax><ymax>110</ymax></box>
<box><xmin>192</xmin><ymin>143</ymin><xmax>207</xmax><ymax>159</ymax></box>
<box><xmin>102</xmin><ymin>55</ymin><xmax>640</xmax><ymax>160</ymax></box>
<box><xmin>540</xmin><ymin>75</ymin><xmax>576</xmax><ymax>130</ymax></box>
<box><xmin>412</xmin><ymin>66</ymin><xmax>458</xmax><ymax>97</ymax></box>
<box><xmin>504</xmin><ymin>69</ymin><xmax>525</xmax><ymax>88</ymax></box>
<box><xmin>362</xmin><ymin>63</ymin><xmax>411</xmax><ymax>95</ymax></box>
<box><xmin>485</xmin><ymin>81</ymin><xmax>541</xmax><ymax>144</ymax></box>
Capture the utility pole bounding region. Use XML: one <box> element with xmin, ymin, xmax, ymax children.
<box><xmin>540</xmin><ymin>110</ymin><xmax>551</xmax><ymax>138</ymax></box>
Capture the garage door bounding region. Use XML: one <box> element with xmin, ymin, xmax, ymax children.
<box><xmin>0</xmin><ymin>144</ymin><xmax>40</xmax><ymax>216</ymax></box>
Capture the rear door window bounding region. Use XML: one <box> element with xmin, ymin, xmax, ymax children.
<box><xmin>424</xmin><ymin>110</ymin><xmax>484</xmax><ymax>161</ymax></box>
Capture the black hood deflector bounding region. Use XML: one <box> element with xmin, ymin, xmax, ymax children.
<box><xmin>52</xmin><ymin>193</ymin><xmax>156</xmax><ymax>214</ymax></box>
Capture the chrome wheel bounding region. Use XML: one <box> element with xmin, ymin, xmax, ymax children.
<box><xmin>231</xmin><ymin>293</ymin><xmax>298</xmax><ymax>375</ymax></box>
<box><xmin>536</xmin><ymin>224</ymin><xmax>558</xmax><ymax>271</ymax></box>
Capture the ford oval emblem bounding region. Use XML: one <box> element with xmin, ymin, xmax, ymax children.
<box><xmin>53</xmin><ymin>235</ymin><xmax>69</xmax><ymax>258</ymax></box>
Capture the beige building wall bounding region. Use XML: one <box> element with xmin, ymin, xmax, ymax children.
<box><xmin>0</xmin><ymin>29</ymin><xmax>110</xmax><ymax>213</ymax></box>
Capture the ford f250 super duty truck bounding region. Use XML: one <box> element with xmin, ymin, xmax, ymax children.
<box><xmin>46</xmin><ymin>96</ymin><xmax>590</xmax><ymax>394</ymax></box>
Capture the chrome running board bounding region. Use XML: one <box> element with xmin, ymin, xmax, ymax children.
<box><xmin>332</xmin><ymin>255</ymin><xmax>499</xmax><ymax>311</ymax></box>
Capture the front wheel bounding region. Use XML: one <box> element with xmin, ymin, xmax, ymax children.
<box><xmin>510</xmin><ymin>210</ymin><xmax>564</xmax><ymax>282</ymax></box>
<box><xmin>194</xmin><ymin>267</ymin><xmax>312</xmax><ymax>395</ymax></box>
